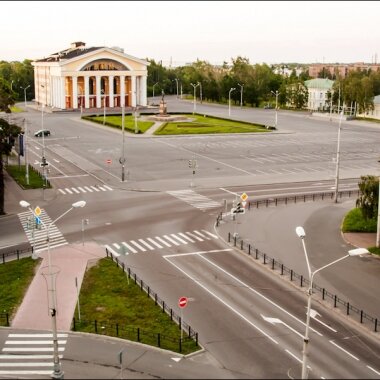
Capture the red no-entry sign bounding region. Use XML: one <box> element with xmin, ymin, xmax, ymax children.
<box><xmin>106</xmin><ymin>159</ymin><xmax>112</xmax><ymax>164</ymax></box>
<box><xmin>178</xmin><ymin>296</ymin><xmax>188</xmax><ymax>308</ymax></box>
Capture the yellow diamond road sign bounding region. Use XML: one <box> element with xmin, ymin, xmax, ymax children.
<box><xmin>240</xmin><ymin>193</ymin><xmax>248</xmax><ymax>201</ymax></box>
<box><xmin>34</xmin><ymin>206</ymin><xmax>41</xmax><ymax>216</ymax></box>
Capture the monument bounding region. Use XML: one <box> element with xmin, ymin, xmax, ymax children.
<box><xmin>159</xmin><ymin>90</ymin><xmax>167</xmax><ymax>115</ymax></box>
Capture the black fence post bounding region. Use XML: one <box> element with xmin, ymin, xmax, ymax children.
<box><xmin>17</xmin><ymin>250</ymin><xmax>19</xmax><ymax>260</ymax></box>
<box><xmin>300</xmin><ymin>275</ymin><xmax>303</xmax><ymax>287</ymax></box>
<box><xmin>334</xmin><ymin>295</ymin><xmax>337</xmax><ymax>308</ymax></box>
<box><xmin>170</xmin><ymin>309</ymin><xmax>173</xmax><ymax>321</ymax></box>
<box><xmin>234</xmin><ymin>236</ymin><xmax>237</xmax><ymax>246</ymax></box>
<box><xmin>281</xmin><ymin>264</ymin><xmax>284</xmax><ymax>275</ymax></box>
<box><xmin>240</xmin><ymin>240</ymin><xmax>243</xmax><ymax>250</ymax></box>
<box><xmin>360</xmin><ymin>310</ymin><xmax>363</xmax><ymax>324</ymax></box>
<box><xmin>179</xmin><ymin>338</ymin><xmax>182</xmax><ymax>353</ymax></box>
<box><xmin>148</xmin><ymin>287</ymin><xmax>150</xmax><ymax>297</ymax></box>
<box><xmin>179</xmin><ymin>316</ymin><xmax>182</xmax><ymax>330</ymax></box>
<box><xmin>322</xmin><ymin>288</ymin><xmax>325</xmax><ymax>300</ymax></box>
<box><xmin>2</xmin><ymin>254</ymin><xmax>4</xmax><ymax>264</ymax></box>
<box><xmin>290</xmin><ymin>270</ymin><xmax>293</xmax><ymax>281</ymax></box>
<box><xmin>128</xmin><ymin>267</ymin><xmax>131</xmax><ymax>279</ymax></box>
<box><xmin>6</xmin><ymin>313</ymin><xmax>9</xmax><ymax>327</ymax></box>
<box><xmin>375</xmin><ymin>318</ymin><xmax>378</xmax><ymax>332</ymax></box>
<box><xmin>255</xmin><ymin>249</ymin><xmax>258</xmax><ymax>259</ymax></box>
<box><xmin>263</xmin><ymin>254</ymin><xmax>266</xmax><ymax>264</ymax></box>
<box><xmin>137</xmin><ymin>328</ymin><xmax>140</xmax><ymax>342</ymax></box>
<box><xmin>272</xmin><ymin>259</ymin><xmax>275</xmax><ymax>270</ymax></box>
<box><xmin>347</xmin><ymin>302</ymin><xmax>350</xmax><ymax>315</ymax></box>
<box><xmin>248</xmin><ymin>244</ymin><xmax>251</xmax><ymax>255</ymax></box>
<box><xmin>196</xmin><ymin>332</ymin><xmax>198</xmax><ymax>346</ymax></box>
<box><xmin>72</xmin><ymin>317</ymin><xmax>76</xmax><ymax>331</ymax></box>
<box><xmin>228</xmin><ymin>232</ymin><xmax>231</xmax><ymax>242</ymax></box>
<box><xmin>134</xmin><ymin>274</ymin><xmax>137</xmax><ymax>284</ymax></box>
<box><xmin>157</xmin><ymin>333</ymin><xmax>161</xmax><ymax>348</ymax></box>
<box><xmin>94</xmin><ymin>320</ymin><xmax>98</xmax><ymax>333</ymax></box>
<box><xmin>116</xmin><ymin>323</ymin><xmax>119</xmax><ymax>336</ymax></box>
<box><xmin>155</xmin><ymin>293</ymin><xmax>157</xmax><ymax>305</ymax></box>
<box><xmin>162</xmin><ymin>301</ymin><xmax>165</xmax><ymax>313</ymax></box>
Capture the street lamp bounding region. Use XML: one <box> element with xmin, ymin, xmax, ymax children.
<box><xmin>198</xmin><ymin>82</ymin><xmax>202</xmax><ymax>104</ymax></box>
<box><xmin>295</xmin><ymin>226</ymin><xmax>368</xmax><ymax>379</ymax></box>
<box><xmin>19</xmin><ymin>199</ymin><xmax>86</xmax><ymax>379</ymax></box>
<box><xmin>190</xmin><ymin>83</ymin><xmax>200</xmax><ymax>114</ymax></box>
<box><xmin>120</xmin><ymin>100</ymin><xmax>126</xmax><ymax>181</ymax></box>
<box><xmin>173</xmin><ymin>78</ymin><xmax>179</xmax><ymax>99</ymax></box>
<box><xmin>271</xmin><ymin>90</ymin><xmax>279</xmax><ymax>128</ymax></box>
<box><xmin>152</xmin><ymin>82</ymin><xmax>159</xmax><ymax>105</ymax></box>
<box><xmin>101</xmin><ymin>89</ymin><xmax>106</xmax><ymax>125</ymax></box>
<box><xmin>377</xmin><ymin>176</ymin><xmax>380</xmax><ymax>248</ymax></box>
<box><xmin>21</xmin><ymin>85</ymin><xmax>30</xmax><ymax>108</ymax></box>
<box><xmin>334</xmin><ymin>107</ymin><xmax>345</xmax><ymax>203</ymax></box>
<box><xmin>238</xmin><ymin>83</ymin><xmax>244</xmax><ymax>109</ymax></box>
<box><xmin>228</xmin><ymin>87</ymin><xmax>236</xmax><ymax>117</ymax></box>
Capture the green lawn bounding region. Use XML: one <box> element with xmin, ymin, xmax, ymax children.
<box><xmin>74</xmin><ymin>258</ymin><xmax>199</xmax><ymax>354</ymax></box>
<box><xmin>154</xmin><ymin>114</ymin><xmax>270</xmax><ymax>135</ymax></box>
<box><xmin>6</xmin><ymin>165</ymin><xmax>51</xmax><ymax>189</ymax></box>
<box><xmin>0</xmin><ymin>257</ymin><xmax>41</xmax><ymax>323</ymax></box>
<box><xmin>10</xmin><ymin>106</ymin><xmax>24</xmax><ymax>113</ymax></box>
<box><xmin>342</xmin><ymin>207</ymin><xmax>377</xmax><ymax>233</ymax></box>
<box><xmin>83</xmin><ymin>115</ymin><xmax>154</xmax><ymax>134</ymax></box>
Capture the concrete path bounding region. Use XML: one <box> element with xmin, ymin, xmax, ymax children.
<box><xmin>11</xmin><ymin>243</ymin><xmax>105</xmax><ymax>331</ymax></box>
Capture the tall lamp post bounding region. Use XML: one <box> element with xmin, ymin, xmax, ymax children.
<box><xmin>120</xmin><ymin>101</ymin><xmax>126</xmax><ymax>181</ymax></box>
<box><xmin>377</xmin><ymin>176</ymin><xmax>380</xmax><ymax>248</ymax></box>
<box><xmin>190</xmin><ymin>83</ymin><xmax>199</xmax><ymax>114</ymax></box>
<box><xmin>271</xmin><ymin>90</ymin><xmax>279</xmax><ymax>128</ymax></box>
<box><xmin>173</xmin><ymin>78</ymin><xmax>179</xmax><ymax>99</ymax></box>
<box><xmin>198</xmin><ymin>82</ymin><xmax>202</xmax><ymax>104</ymax></box>
<box><xmin>21</xmin><ymin>85</ymin><xmax>30</xmax><ymax>108</ymax></box>
<box><xmin>23</xmin><ymin>118</ymin><xmax>29</xmax><ymax>185</ymax></box>
<box><xmin>228</xmin><ymin>87</ymin><xmax>236</xmax><ymax>117</ymax></box>
<box><xmin>295</xmin><ymin>226</ymin><xmax>368</xmax><ymax>379</ymax></box>
<box><xmin>334</xmin><ymin>107</ymin><xmax>345</xmax><ymax>203</ymax></box>
<box><xmin>19</xmin><ymin>199</ymin><xmax>87</xmax><ymax>379</ymax></box>
<box><xmin>152</xmin><ymin>82</ymin><xmax>159</xmax><ymax>105</ymax></box>
<box><xmin>238</xmin><ymin>83</ymin><xmax>244</xmax><ymax>109</ymax></box>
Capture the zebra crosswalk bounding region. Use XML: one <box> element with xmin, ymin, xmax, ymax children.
<box><xmin>58</xmin><ymin>184</ymin><xmax>113</xmax><ymax>195</ymax></box>
<box><xmin>0</xmin><ymin>333</ymin><xmax>67</xmax><ymax>377</ymax></box>
<box><xmin>18</xmin><ymin>210</ymin><xmax>67</xmax><ymax>253</ymax></box>
<box><xmin>167</xmin><ymin>189</ymin><xmax>222</xmax><ymax>211</ymax></box>
<box><xmin>105</xmin><ymin>229</ymin><xmax>218</xmax><ymax>257</ymax></box>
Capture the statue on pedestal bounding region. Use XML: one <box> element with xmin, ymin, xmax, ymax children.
<box><xmin>159</xmin><ymin>90</ymin><xmax>167</xmax><ymax>115</ymax></box>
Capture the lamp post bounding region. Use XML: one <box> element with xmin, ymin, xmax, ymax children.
<box><xmin>173</xmin><ymin>78</ymin><xmax>179</xmax><ymax>99</ymax></box>
<box><xmin>334</xmin><ymin>107</ymin><xmax>344</xmax><ymax>203</ymax></box>
<box><xmin>238</xmin><ymin>83</ymin><xmax>244</xmax><ymax>109</ymax></box>
<box><xmin>377</xmin><ymin>176</ymin><xmax>380</xmax><ymax>248</ymax></box>
<box><xmin>198</xmin><ymin>82</ymin><xmax>202</xmax><ymax>104</ymax></box>
<box><xmin>152</xmin><ymin>82</ymin><xmax>159</xmax><ymax>104</ymax></box>
<box><xmin>21</xmin><ymin>85</ymin><xmax>30</xmax><ymax>108</ymax></box>
<box><xmin>228</xmin><ymin>87</ymin><xmax>236</xmax><ymax>117</ymax></box>
<box><xmin>295</xmin><ymin>226</ymin><xmax>368</xmax><ymax>379</ymax></box>
<box><xmin>24</xmin><ymin>118</ymin><xmax>29</xmax><ymax>185</ymax></box>
<box><xmin>120</xmin><ymin>101</ymin><xmax>126</xmax><ymax>181</ymax></box>
<box><xmin>271</xmin><ymin>90</ymin><xmax>279</xmax><ymax>128</ymax></box>
<box><xmin>190</xmin><ymin>83</ymin><xmax>199</xmax><ymax>114</ymax></box>
<box><xmin>101</xmin><ymin>89</ymin><xmax>106</xmax><ymax>125</ymax></box>
<box><xmin>19</xmin><ymin>199</ymin><xmax>86</xmax><ymax>379</ymax></box>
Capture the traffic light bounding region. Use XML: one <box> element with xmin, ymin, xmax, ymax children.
<box><xmin>233</xmin><ymin>202</ymin><xmax>245</xmax><ymax>214</ymax></box>
<box><xmin>40</xmin><ymin>156</ymin><xmax>48</xmax><ymax>167</ymax></box>
<box><xmin>188</xmin><ymin>160</ymin><xmax>192</xmax><ymax>168</ymax></box>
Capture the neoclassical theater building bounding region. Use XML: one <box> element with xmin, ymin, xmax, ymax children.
<box><xmin>32</xmin><ymin>42</ymin><xmax>149</xmax><ymax>110</ymax></box>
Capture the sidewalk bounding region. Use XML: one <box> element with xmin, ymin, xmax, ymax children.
<box><xmin>11</xmin><ymin>242</ymin><xmax>105</xmax><ymax>330</ymax></box>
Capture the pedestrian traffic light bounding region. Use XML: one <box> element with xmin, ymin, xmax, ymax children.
<box><xmin>234</xmin><ymin>202</ymin><xmax>245</xmax><ymax>214</ymax></box>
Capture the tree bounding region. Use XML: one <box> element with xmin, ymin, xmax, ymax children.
<box><xmin>356</xmin><ymin>175</ymin><xmax>379</xmax><ymax>220</ymax></box>
<box><xmin>0</xmin><ymin>117</ymin><xmax>22</xmax><ymax>214</ymax></box>
<box><xmin>0</xmin><ymin>78</ymin><xmax>15</xmax><ymax>112</ymax></box>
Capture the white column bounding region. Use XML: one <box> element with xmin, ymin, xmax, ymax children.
<box><xmin>109</xmin><ymin>75</ymin><xmax>114</xmax><ymax>108</ymax></box>
<box><xmin>72</xmin><ymin>76</ymin><xmax>78</xmax><ymax>109</ymax></box>
<box><xmin>140</xmin><ymin>75</ymin><xmax>147</xmax><ymax>106</ymax></box>
<box><xmin>84</xmin><ymin>76</ymin><xmax>90</xmax><ymax>109</ymax></box>
<box><xmin>120</xmin><ymin>75</ymin><xmax>125</xmax><ymax>107</ymax></box>
<box><xmin>131</xmin><ymin>75</ymin><xmax>136</xmax><ymax>107</ymax></box>
<box><xmin>96</xmin><ymin>76</ymin><xmax>101</xmax><ymax>108</ymax></box>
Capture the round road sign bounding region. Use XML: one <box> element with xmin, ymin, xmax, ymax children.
<box><xmin>178</xmin><ymin>296</ymin><xmax>188</xmax><ymax>308</ymax></box>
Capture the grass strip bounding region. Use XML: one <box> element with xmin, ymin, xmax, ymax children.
<box><xmin>342</xmin><ymin>208</ymin><xmax>377</xmax><ymax>233</ymax></box>
<box><xmin>6</xmin><ymin>164</ymin><xmax>51</xmax><ymax>189</ymax></box>
<box><xmin>74</xmin><ymin>258</ymin><xmax>200</xmax><ymax>354</ymax></box>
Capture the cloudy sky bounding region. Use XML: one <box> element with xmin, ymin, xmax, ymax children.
<box><xmin>2</xmin><ymin>1</ymin><xmax>379</xmax><ymax>66</ymax></box>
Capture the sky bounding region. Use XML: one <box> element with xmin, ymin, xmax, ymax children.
<box><xmin>1</xmin><ymin>1</ymin><xmax>380</xmax><ymax>66</ymax></box>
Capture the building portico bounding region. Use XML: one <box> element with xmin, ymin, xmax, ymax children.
<box><xmin>32</xmin><ymin>42</ymin><xmax>148</xmax><ymax>110</ymax></box>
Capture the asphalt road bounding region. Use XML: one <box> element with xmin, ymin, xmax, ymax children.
<box><xmin>1</xmin><ymin>99</ymin><xmax>380</xmax><ymax>378</ymax></box>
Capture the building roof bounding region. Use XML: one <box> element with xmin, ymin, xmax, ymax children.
<box><xmin>304</xmin><ymin>78</ymin><xmax>334</xmax><ymax>90</ymax></box>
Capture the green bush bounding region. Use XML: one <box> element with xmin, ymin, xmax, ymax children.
<box><xmin>342</xmin><ymin>207</ymin><xmax>377</xmax><ymax>233</ymax></box>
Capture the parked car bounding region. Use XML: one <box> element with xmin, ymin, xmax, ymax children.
<box><xmin>264</xmin><ymin>104</ymin><xmax>273</xmax><ymax>109</ymax></box>
<box><xmin>34</xmin><ymin>129</ymin><xmax>51</xmax><ymax>137</ymax></box>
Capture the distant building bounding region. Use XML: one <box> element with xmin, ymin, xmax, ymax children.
<box><xmin>308</xmin><ymin>63</ymin><xmax>380</xmax><ymax>79</ymax></box>
<box><xmin>32</xmin><ymin>42</ymin><xmax>149</xmax><ymax>110</ymax></box>
<box><xmin>304</xmin><ymin>78</ymin><xmax>334</xmax><ymax>110</ymax></box>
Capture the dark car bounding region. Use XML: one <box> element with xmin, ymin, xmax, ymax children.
<box><xmin>34</xmin><ymin>129</ymin><xmax>51</xmax><ymax>137</ymax></box>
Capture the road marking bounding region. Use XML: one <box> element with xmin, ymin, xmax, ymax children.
<box><xmin>84</xmin><ymin>186</ymin><xmax>93</xmax><ymax>192</ymax></box>
<box><xmin>8</xmin><ymin>334</ymin><xmax>68</xmax><ymax>338</ymax></box>
<box><xmin>113</xmin><ymin>243</ymin><xmax>121</xmax><ymax>249</ymax></box>
<box><xmin>2</xmin><ymin>348</ymin><xmax>65</xmax><ymax>352</ymax></box>
<box><xmin>138</xmin><ymin>239</ymin><xmax>155</xmax><ymax>250</ymax></box>
<box><xmin>186</xmin><ymin>231</ymin><xmax>203</xmax><ymax>241</ymax></box>
<box><xmin>103</xmin><ymin>185</ymin><xmax>113</xmax><ymax>191</ymax></box>
<box><xmin>0</xmin><ymin>370</ymin><xmax>54</xmax><ymax>375</ymax></box>
<box><xmin>193</xmin><ymin>230</ymin><xmax>211</xmax><ymax>240</ymax></box>
<box><xmin>155</xmin><ymin>236</ymin><xmax>172</xmax><ymax>247</ymax></box>
<box><xmin>130</xmin><ymin>240</ymin><xmax>147</xmax><ymax>252</ymax></box>
<box><xmin>58</xmin><ymin>189</ymin><xmax>66</xmax><ymax>194</ymax></box>
<box><xmin>309</xmin><ymin>309</ymin><xmax>337</xmax><ymax>333</ymax></box>
<box><xmin>0</xmin><ymin>355</ymin><xmax>63</xmax><ymax>359</ymax></box>
<box><xmin>64</xmin><ymin>188</ymin><xmax>73</xmax><ymax>194</ymax></box>
<box><xmin>200</xmin><ymin>255</ymin><xmax>323</xmax><ymax>336</ymax></box>
<box><xmin>163</xmin><ymin>235</ymin><xmax>180</xmax><ymax>246</ymax></box>
<box><xmin>0</xmin><ymin>363</ymin><xmax>54</xmax><ymax>367</ymax></box>
<box><xmin>285</xmin><ymin>349</ymin><xmax>303</xmax><ymax>364</ymax></box>
<box><xmin>367</xmin><ymin>366</ymin><xmax>380</xmax><ymax>376</ymax></box>
<box><xmin>147</xmin><ymin>238</ymin><xmax>163</xmax><ymax>249</ymax></box>
<box><xmin>261</xmin><ymin>315</ymin><xmax>305</xmax><ymax>339</ymax></box>
<box><xmin>202</xmin><ymin>230</ymin><xmax>218</xmax><ymax>239</ymax></box>
<box><xmin>329</xmin><ymin>340</ymin><xmax>359</xmax><ymax>361</ymax></box>
<box><xmin>163</xmin><ymin>249</ymin><xmax>232</xmax><ymax>258</ymax></box>
<box><xmin>91</xmin><ymin>186</ymin><xmax>100</xmax><ymax>192</ymax></box>
<box><xmin>121</xmin><ymin>242</ymin><xmax>137</xmax><ymax>254</ymax></box>
<box><xmin>178</xmin><ymin>232</ymin><xmax>195</xmax><ymax>243</ymax></box>
<box><xmin>5</xmin><ymin>340</ymin><xmax>67</xmax><ymax>345</ymax></box>
<box><xmin>104</xmin><ymin>245</ymin><xmax>120</xmax><ymax>257</ymax></box>
<box><xmin>170</xmin><ymin>234</ymin><xmax>188</xmax><ymax>244</ymax></box>
<box><xmin>219</xmin><ymin>188</ymin><xmax>239</xmax><ymax>196</ymax></box>
<box><xmin>71</xmin><ymin>187</ymin><xmax>80</xmax><ymax>194</ymax></box>
<box><xmin>77</xmin><ymin>187</ymin><xmax>87</xmax><ymax>193</ymax></box>
<box><xmin>164</xmin><ymin>256</ymin><xmax>278</xmax><ymax>344</ymax></box>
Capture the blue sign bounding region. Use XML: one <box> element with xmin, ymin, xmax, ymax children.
<box><xmin>35</xmin><ymin>216</ymin><xmax>41</xmax><ymax>225</ymax></box>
